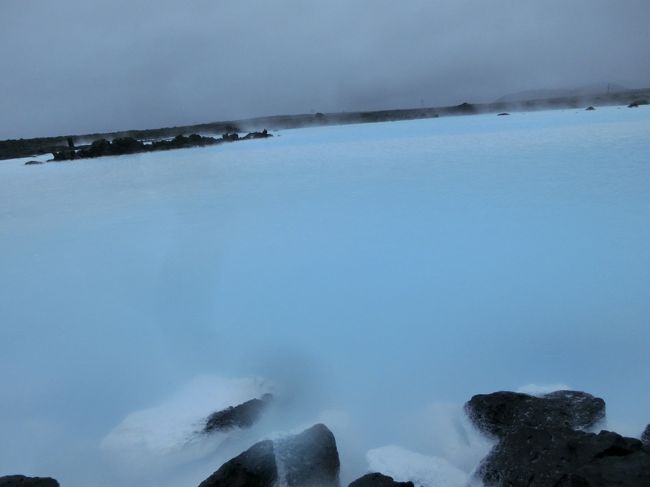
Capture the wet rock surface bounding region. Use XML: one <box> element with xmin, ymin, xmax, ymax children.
<box><xmin>465</xmin><ymin>390</ymin><xmax>605</xmax><ymax>439</ymax></box>
<box><xmin>203</xmin><ymin>394</ymin><xmax>273</xmax><ymax>433</ymax></box>
<box><xmin>0</xmin><ymin>476</ymin><xmax>59</xmax><ymax>487</ymax></box>
<box><xmin>466</xmin><ymin>390</ymin><xmax>650</xmax><ymax>487</ymax></box>
<box><xmin>199</xmin><ymin>423</ymin><xmax>339</xmax><ymax>487</ymax></box>
<box><xmin>348</xmin><ymin>473</ymin><xmax>414</xmax><ymax>487</ymax></box>
<box><xmin>198</xmin><ymin>439</ymin><xmax>277</xmax><ymax>487</ymax></box>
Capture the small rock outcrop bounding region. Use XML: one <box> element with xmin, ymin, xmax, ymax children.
<box><xmin>628</xmin><ymin>99</ymin><xmax>649</xmax><ymax>108</ymax></box>
<box><xmin>466</xmin><ymin>390</ymin><xmax>650</xmax><ymax>487</ymax></box>
<box><xmin>497</xmin><ymin>112</ymin><xmax>510</xmax><ymax>116</ymax></box>
<box><xmin>199</xmin><ymin>423</ymin><xmax>339</xmax><ymax>487</ymax></box>
<box><xmin>453</xmin><ymin>102</ymin><xmax>475</xmax><ymax>113</ymax></box>
<box><xmin>24</xmin><ymin>160</ymin><xmax>43</xmax><ymax>165</ymax></box>
<box><xmin>585</xmin><ymin>106</ymin><xmax>596</xmax><ymax>111</ymax></box>
<box><xmin>348</xmin><ymin>473</ymin><xmax>414</xmax><ymax>487</ymax></box>
<box><xmin>0</xmin><ymin>476</ymin><xmax>59</xmax><ymax>487</ymax></box>
<box><xmin>204</xmin><ymin>394</ymin><xmax>273</xmax><ymax>433</ymax></box>
<box><xmin>465</xmin><ymin>390</ymin><xmax>605</xmax><ymax>439</ymax></box>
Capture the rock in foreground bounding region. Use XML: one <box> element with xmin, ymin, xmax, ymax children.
<box><xmin>465</xmin><ymin>390</ymin><xmax>605</xmax><ymax>438</ymax></box>
<box><xmin>0</xmin><ymin>476</ymin><xmax>59</xmax><ymax>487</ymax></box>
<box><xmin>199</xmin><ymin>423</ymin><xmax>339</xmax><ymax>487</ymax></box>
<box><xmin>466</xmin><ymin>390</ymin><xmax>650</xmax><ymax>487</ymax></box>
<box><xmin>348</xmin><ymin>473</ymin><xmax>414</xmax><ymax>487</ymax></box>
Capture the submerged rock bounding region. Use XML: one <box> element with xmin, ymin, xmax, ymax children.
<box><xmin>199</xmin><ymin>423</ymin><xmax>339</xmax><ymax>487</ymax></box>
<box><xmin>204</xmin><ymin>393</ymin><xmax>273</xmax><ymax>433</ymax></box>
<box><xmin>348</xmin><ymin>473</ymin><xmax>414</xmax><ymax>487</ymax></box>
<box><xmin>465</xmin><ymin>390</ymin><xmax>605</xmax><ymax>439</ymax></box>
<box><xmin>0</xmin><ymin>476</ymin><xmax>59</xmax><ymax>487</ymax></box>
<box><xmin>466</xmin><ymin>390</ymin><xmax>650</xmax><ymax>486</ymax></box>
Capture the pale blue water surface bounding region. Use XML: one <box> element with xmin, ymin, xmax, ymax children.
<box><xmin>1</xmin><ymin>106</ymin><xmax>649</xmax><ymax>486</ymax></box>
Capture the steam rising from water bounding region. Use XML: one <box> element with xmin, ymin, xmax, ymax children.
<box><xmin>1</xmin><ymin>106</ymin><xmax>650</xmax><ymax>486</ymax></box>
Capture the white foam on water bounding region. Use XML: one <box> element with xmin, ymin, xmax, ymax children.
<box><xmin>366</xmin><ymin>445</ymin><xmax>469</xmax><ymax>487</ymax></box>
<box><xmin>101</xmin><ymin>375</ymin><xmax>270</xmax><ymax>463</ymax></box>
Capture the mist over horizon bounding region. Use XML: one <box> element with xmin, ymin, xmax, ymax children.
<box><xmin>1</xmin><ymin>0</ymin><xmax>649</xmax><ymax>139</ymax></box>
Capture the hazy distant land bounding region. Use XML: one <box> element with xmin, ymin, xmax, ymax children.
<box><xmin>2</xmin><ymin>87</ymin><xmax>649</xmax><ymax>161</ymax></box>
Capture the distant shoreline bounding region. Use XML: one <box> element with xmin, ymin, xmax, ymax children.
<box><xmin>2</xmin><ymin>87</ymin><xmax>649</xmax><ymax>161</ymax></box>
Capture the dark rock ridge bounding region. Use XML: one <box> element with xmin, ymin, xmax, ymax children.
<box><xmin>585</xmin><ymin>106</ymin><xmax>596</xmax><ymax>110</ymax></box>
<box><xmin>497</xmin><ymin>112</ymin><xmax>510</xmax><ymax>116</ymax></box>
<box><xmin>51</xmin><ymin>130</ymin><xmax>272</xmax><ymax>161</ymax></box>
<box><xmin>24</xmin><ymin>160</ymin><xmax>43</xmax><ymax>165</ymax></box>
<box><xmin>0</xmin><ymin>476</ymin><xmax>59</xmax><ymax>487</ymax></box>
<box><xmin>204</xmin><ymin>393</ymin><xmax>273</xmax><ymax>433</ymax></box>
<box><xmin>628</xmin><ymin>99</ymin><xmax>649</xmax><ymax>107</ymax></box>
<box><xmin>348</xmin><ymin>473</ymin><xmax>414</xmax><ymax>487</ymax></box>
<box><xmin>466</xmin><ymin>390</ymin><xmax>650</xmax><ymax>487</ymax></box>
<box><xmin>199</xmin><ymin>423</ymin><xmax>339</xmax><ymax>487</ymax></box>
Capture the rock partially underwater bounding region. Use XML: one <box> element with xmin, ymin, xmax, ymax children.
<box><xmin>466</xmin><ymin>390</ymin><xmax>650</xmax><ymax>487</ymax></box>
<box><xmin>199</xmin><ymin>423</ymin><xmax>340</xmax><ymax>487</ymax></box>
<box><xmin>203</xmin><ymin>393</ymin><xmax>273</xmax><ymax>434</ymax></box>
<box><xmin>348</xmin><ymin>473</ymin><xmax>414</xmax><ymax>487</ymax></box>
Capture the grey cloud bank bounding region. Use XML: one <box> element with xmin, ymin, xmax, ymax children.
<box><xmin>1</xmin><ymin>0</ymin><xmax>649</xmax><ymax>139</ymax></box>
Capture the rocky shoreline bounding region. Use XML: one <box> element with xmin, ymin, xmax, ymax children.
<box><xmin>3</xmin><ymin>389</ymin><xmax>649</xmax><ymax>487</ymax></box>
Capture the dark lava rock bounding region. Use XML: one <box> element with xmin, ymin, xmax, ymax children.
<box><xmin>199</xmin><ymin>423</ymin><xmax>339</xmax><ymax>487</ymax></box>
<box><xmin>199</xmin><ymin>439</ymin><xmax>277</xmax><ymax>487</ymax></box>
<box><xmin>348</xmin><ymin>472</ymin><xmax>414</xmax><ymax>487</ymax></box>
<box><xmin>642</xmin><ymin>424</ymin><xmax>650</xmax><ymax>446</ymax></box>
<box><xmin>454</xmin><ymin>102</ymin><xmax>475</xmax><ymax>113</ymax></box>
<box><xmin>628</xmin><ymin>99</ymin><xmax>649</xmax><ymax>108</ymax></box>
<box><xmin>110</xmin><ymin>137</ymin><xmax>145</xmax><ymax>155</ymax></box>
<box><xmin>0</xmin><ymin>476</ymin><xmax>59</xmax><ymax>487</ymax></box>
<box><xmin>585</xmin><ymin>106</ymin><xmax>596</xmax><ymax>111</ymax></box>
<box><xmin>478</xmin><ymin>427</ymin><xmax>650</xmax><ymax>487</ymax></box>
<box><xmin>204</xmin><ymin>393</ymin><xmax>273</xmax><ymax>433</ymax></box>
<box><xmin>24</xmin><ymin>160</ymin><xmax>43</xmax><ymax>165</ymax></box>
<box><xmin>275</xmin><ymin>423</ymin><xmax>340</xmax><ymax>487</ymax></box>
<box><xmin>222</xmin><ymin>132</ymin><xmax>239</xmax><ymax>142</ymax></box>
<box><xmin>497</xmin><ymin>112</ymin><xmax>510</xmax><ymax>116</ymax></box>
<box><xmin>465</xmin><ymin>390</ymin><xmax>605</xmax><ymax>439</ymax></box>
<box><xmin>242</xmin><ymin>129</ymin><xmax>272</xmax><ymax>140</ymax></box>
<box><xmin>467</xmin><ymin>390</ymin><xmax>650</xmax><ymax>486</ymax></box>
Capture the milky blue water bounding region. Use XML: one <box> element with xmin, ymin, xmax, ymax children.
<box><xmin>1</xmin><ymin>106</ymin><xmax>649</xmax><ymax>486</ymax></box>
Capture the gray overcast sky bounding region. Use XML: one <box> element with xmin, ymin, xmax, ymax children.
<box><xmin>1</xmin><ymin>0</ymin><xmax>649</xmax><ymax>139</ymax></box>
